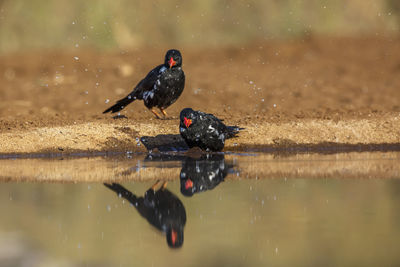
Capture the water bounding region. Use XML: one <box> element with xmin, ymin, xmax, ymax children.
<box><xmin>0</xmin><ymin>152</ymin><xmax>399</xmax><ymax>266</ymax></box>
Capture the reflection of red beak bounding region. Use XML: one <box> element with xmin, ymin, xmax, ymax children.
<box><xmin>183</xmin><ymin>117</ymin><xmax>192</xmax><ymax>128</ymax></box>
<box><xmin>168</xmin><ymin>57</ymin><xmax>176</xmax><ymax>68</ymax></box>
<box><xmin>171</xmin><ymin>229</ymin><xmax>177</xmax><ymax>245</ymax></box>
<box><xmin>185</xmin><ymin>179</ymin><xmax>193</xmax><ymax>190</ymax></box>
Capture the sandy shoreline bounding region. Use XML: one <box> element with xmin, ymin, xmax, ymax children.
<box><xmin>0</xmin><ymin>115</ymin><xmax>399</xmax><ymax>154</ymax></box>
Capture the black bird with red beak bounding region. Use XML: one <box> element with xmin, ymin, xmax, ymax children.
<box><xmin>103</xmin><ymin>49</ymin><xmax>185</xmax><ymax>119</ymax></box>
<box><xmin>104</xmin><ymin>182</ymin><xmax>186</xmax><ymax>248</ymax></box>
<box><xmin>179</xmin><ymin>108</ymin><xmax>242</xmax><ymax>152</ymax></box>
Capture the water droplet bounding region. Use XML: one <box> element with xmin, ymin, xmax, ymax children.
<box><xmin>105</xmin><ymin>99</ymin><xmax>110</xmax><ymax>103</ymax></box>
<box><xmin>273</xmin><ymin>104</ymin><xmax>277</xmax><ymax>108</ymax></box>
<box><xmin>74</xmin><ymin>56</ymin><xmax>79</xmax><ymax>61</ymax></box>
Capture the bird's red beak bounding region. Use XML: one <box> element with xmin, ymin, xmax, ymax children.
<box><xmin>185</xmin><ymin>179</ymin><xmax>193</xmax><ymax>190</ymax></box>
<box><xmin>171</xmin><ymin>229</ymin><xmax>177</xmax><ymax>246</ymax></box>
<box><xmin>183</xmin><ymin>117</ymin><xmax>192</xmax><ymax>128</ymax></box>
<box><xmin>168</xmin><ymin>57</ymin><xmax>176</xmax><ymax>69</ymax></box>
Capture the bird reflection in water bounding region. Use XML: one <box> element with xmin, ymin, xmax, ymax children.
<box><xmin>104</xmin><ymin>181</ymin><xmax>186</xmax><ymax>248</ymax></box>
<box><xmin>180</xmin><ymin>154</ymin><xmax>234</xmax><ymax>197</ymax></box>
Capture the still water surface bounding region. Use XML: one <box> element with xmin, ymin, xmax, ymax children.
<box><xmin>0</xmin><ymin>152</ymin><xmax>399</xmax><ymax>266</ymax></box>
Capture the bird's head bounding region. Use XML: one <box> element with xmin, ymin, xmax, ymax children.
<box><xmin>180</xmin><ymin>108</ymin><xmax>195</xmax><ymax>129</ymax></box>
<box><xmin>166</xmin><ymin>227</ymin><xmax>184</xmax><ymax>248</ymax></box>
<box><xmin>165</xmin><ymin>49</ymin><xmax>182</xmax><ymax>69</ymax></box>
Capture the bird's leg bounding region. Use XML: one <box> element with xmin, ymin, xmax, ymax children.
<box><xmin>149</xmin><ymin>107</ymin><xmax>162</xmax><ymax>119</ymax></box>
<box><xmin>151</xmin><ymin>180</ymin><xmax>160</xmax><ymax>191</ymax></box>
<box><xmin>161</xmin><ymin>181</ymin><xmax>168</xmax><ymax>190</ymax></box>
<box><xmin>160</xmin><ymin>108</ymin><xmax>167</xmax><ymax>118</ymax></box>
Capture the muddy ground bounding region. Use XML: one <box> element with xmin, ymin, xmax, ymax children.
<box><xmin>0</xmin><ymin>36</ymin><xmax>400</xmax><ymax>154</ymax></box>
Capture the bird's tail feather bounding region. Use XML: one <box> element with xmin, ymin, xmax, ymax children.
<box><xmin>104</xmin><ymin>183</ymin><xmax>138</xmax><ymax>206</ymax></box>
<box><xmin>226</xmin><ymin>126</ymin><xmax>244</xmax><ymax>139</ymax></box>
<box><xmin>103</xmin><ymin>94</ymin><xmax>136</xmax><ymax>114</ymax></box>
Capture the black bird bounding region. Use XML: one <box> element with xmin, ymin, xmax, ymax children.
<box><xmin>179</xmin><ymin>108</ymin><xmax>242</xmax><ymax>152</ymax></box>
<box><xmin>103</xmin><ymin>49</ymin><xmax>185</xmax><ymax>119</ymax></box>
<box><xmin>180</xmin><ymin>154</ymin><xmax>233</xmax><ymax>197</ymax></box>
<box><xmin>104</xmin><ymin>182</ymin><xmax>186</xmax><ymax>248</ymax></box>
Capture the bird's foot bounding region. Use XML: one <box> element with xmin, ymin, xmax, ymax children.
<box><xmin>160</xmin><ymin>108</ymin><xmax>167</xmax><ymax>117</ymax></box>
<box><xmin>150</xmin><ymin>108</ymin><xmax>162</xmax><ymax>119</ymax></box>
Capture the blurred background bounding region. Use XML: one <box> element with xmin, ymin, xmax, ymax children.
<box><xmin>0</xmin><ymin>0</ymin><xmax>399</xmax><ymax>53</ymax></box>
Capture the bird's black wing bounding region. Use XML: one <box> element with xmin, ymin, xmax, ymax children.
<box><xmin>103</xmin><ymin>65</ymin><xmax>163</xmax><ymax>114</ymax></box>
<box><xmin>205</xmin><ymin>112</ymin><xmax>243</xmax><ymax>139</ymax></box>
<box><xmin>132</xmin><ymin>64</ymin><xmax>163</xmax><ymax>98</ymax></box>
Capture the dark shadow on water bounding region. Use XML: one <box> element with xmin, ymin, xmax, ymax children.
<box><xmin>104</xmin><ymin>182</ymin><xmax>186</xmax><ymax>248</ymax></box>
<box><xmin>2</xmin><ymin>141</ymin><xmax>399</xmax><ymax>160</ymax></box>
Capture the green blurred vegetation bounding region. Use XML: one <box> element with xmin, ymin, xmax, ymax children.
<box><xmin>0</xmin><ymin>0</ymin><xmax>399</xmax><ymax>52</ymax></box>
